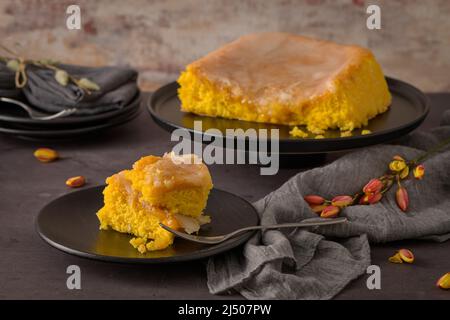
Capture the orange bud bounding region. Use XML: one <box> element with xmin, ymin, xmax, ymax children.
<box><xmin>389</xmin><ymin>249</ymin><xmax>414</xmax><ymax>264</ymax></box>
<box><xmin>388</xmin><ymin>252</ymin><xmax>403</xmax><ymax>264</ymax></box>
<box><xmin>393</xmin><ymin>155</ymin><xmax>405</xmax><ymax>161</ymax></box>
<box><xmin>320</xmin><ymin>205</ymin><xmax>340</xmax><ymax>218</ymax></box>
<box><xmin>310</xmin><ymin>204</ymin><xmax>327</xmax><ymax>214</ymax></box>
<box><xmin>331</xmin><ymin>195</ymin><xmax>353</xmax><ymax>207</ymax></box>
<box><xmin>396</xmin><ymin>186</ymin><xmax>409</xmax><ymax>212</ymax></box>
<box><xmin>66</xmin><ymin>176</ymin><xmax>86</xmax><ymax>188</ymax></box>
<box><xmin>389</xmin><ymin>159</ymin><xmax>407</xmax><ymax>172</ymax></box>
<box><xmin>304</xmin><ymin>195</ymin><xmax>325</xmax><ymax>205</ymax></box>
<box><xmin>398</xmin><ymin>249</ymin><xmax>414</xmax><ymax>263</ymax></box>
<box><xmin>399</xmin><ymin>166</ymin><xmax>410</xmax><ymax>179</ymax></box>
<box><xmin>363</xmin><ymin>178</ymin><xmax>383</xmax><ymax>194</ymax></box>
<box><xmin>436</xmin><ymin>272</ymin><xmax>450</xmax><ymax>290</ymax></box>
<box><xmin>34</xmin><ymin>148</ymin><xmax>59</xmax><ymax>163</ymax></box>
<box><xmin>413</xmin><ymin>165</ymin><xmax>425</xmax><ymax>180</ymax></box>
<box><xmin>359</xmin><ymin>192</ymin><xmax>382</xmax><ymax>205</ymax></box>
<box><xmin>367</xmin><ymin>192</ymin><xmax>383</xmax><ymax>204</ymax></box>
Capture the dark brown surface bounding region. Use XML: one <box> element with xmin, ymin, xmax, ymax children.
<box><xmin>0</xmin><ymin>93</ymin><xmax>449</xmax><ymax>300</ymax></box>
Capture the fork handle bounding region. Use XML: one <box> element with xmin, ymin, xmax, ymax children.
<box><xmin>225</xmin><ymin>217</ymin><xmax>348</xmax><ymax>240</ymax></box>
<box><xmin>1</xmin><ymin>97</ymin><xmax>77</xmax><ymax>120</ymax></box>
<box><xmin>1</xmin><ymin>97</ymin><xmax>34</xmax><ymax>114</ymax></box>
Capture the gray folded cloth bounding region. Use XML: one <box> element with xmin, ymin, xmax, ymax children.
<box><xmin>207</xmin><ymin>110</ymin><xmax>450</xmax><ymax>300</ymax></box>
<box><xmin>22</xmin><ymin>63</ymin><xmax>138</xmax><ymax>115</ymax></box>
<box><xmin>0</xmin><ymin>61</ymin><xmax>21</xmax><ymax>98</ymax></box>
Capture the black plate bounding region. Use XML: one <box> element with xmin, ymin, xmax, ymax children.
<box><xmin>0</xmin><ymin>106</ymin><xmax>140</xmax><ymax>140</ymax></box>
<box><xmin>147</xmin><ymin>78</ymin><xmax>429</xmax><ymax>154</ymax></box>
<box><xmin>36</xmin><ymin>186</ymin><xmax>258</xmax><ymax>263</ymax></box>
<box><xmin>0</xmin><ymin>91</ymin><xmax>141</xmax><ymax>127</ymax></box>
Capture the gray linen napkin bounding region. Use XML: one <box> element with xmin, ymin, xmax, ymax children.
<box><xmin>0</xmin><ymin>61</ymin><xmax>21</xmax><ymax>98</ymax></box>
<box><xmin>207</xmin><ymin>110</ymin><xmax>450</xmax><ymax>300</ymax></box>
<box><xmin>22</xmin><ymin>63</ymin><xmax>138</xmax><ymax>115</ymax></box>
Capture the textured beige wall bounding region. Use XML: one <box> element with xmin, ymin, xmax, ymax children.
<box><xmin>0</xmin><ymin>0</ymin><xmax>449</xmax><ymax>92</ymax></box>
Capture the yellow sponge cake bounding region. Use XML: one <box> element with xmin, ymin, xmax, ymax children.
<box><xmin>96</xmin><ymin>153</ymin><xmax>213</xmax><ymax>253</ymax></box>
<box><xmin>178</xmin><ymin>32</ymin><xmax>391</xmax><ymax>133</ymax></box>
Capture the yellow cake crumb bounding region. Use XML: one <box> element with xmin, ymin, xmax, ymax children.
<box><xmin>289</xmin><ymin>126</ymin><xmax>308</xmax><ymax>138</ymax></box>
<box><xmin>361</xmin><ymin>129</ymin><xmax>372</xmax><ymax>135</ymax></box>
<box><xmin>340</xmin><ymin>130</ymin><xmax>353</xmax><ymax>137</ymax></box>
<box><xmin>309</xmin><ymin>128</ymin><xmax>326</xmax><ymax>135</ymax></box>
<box><xmin>315</xmin><ymin>135</ymin><xmax>325</xmax><ymax>139</ymax></box>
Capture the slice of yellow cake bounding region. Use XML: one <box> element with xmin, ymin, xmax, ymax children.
<box><xmin>96</xmin><ymin>153</ymin><xmax>213</xmax><ymax>253</ymax></box>
<box><xmin>178</xmin><ymin>32</ymin><xmax>392</xmax><ymax>133</ymax></box>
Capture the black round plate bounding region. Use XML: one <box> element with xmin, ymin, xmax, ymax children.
<box><xmin>0</xmin><ymin>91</ymin><xmax>141</xmax><ymax>127</ymax></box>
<box><xmin>36</xmin><ymin>186</ymin><xmax>259</xmax><ymax>263</ymax></box>
<box><xmin>0</xmin><ymin>106</ymin><xmax>140</xmax><ymax>139</ymax></box>
<box><xmin>147</xmin><ymin>78</ymin><xmax>429</xmax><ymax>154</ymax></box>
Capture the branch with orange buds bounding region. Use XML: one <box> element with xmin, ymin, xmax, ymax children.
<box><xmin>304</xmin><ymin>137</ymin><xmax>450</xmax><ymax>218</ymax></box>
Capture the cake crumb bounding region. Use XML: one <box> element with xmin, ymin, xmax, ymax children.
<box><xmin>138</xmin><ymin>244</ymin><xmax>147</xmax><ymax>254</ymax></box>
<box><xmin>315</xmin><ymin>135</ymin><xmax>325</xmax><ymax>139</ymax></box>
<box><xmin>130</xmin><ymin>237</ymin><xmax>148</xmax><ymax>254</ymax></box>
<box><xmin>361</xmin><ymin>129</ymin><xmax>372</xmax><ymax>135</ymax></box>
<box><xmin>340</xmin><ymin>131</ymin><xmax>353</xmax><ymax>137</ymax></box>
<box><xmin>289</xmin><ymin>126</ymin><xmax>308</xmax><ymax>138</ymax></box>
<box><xmin>309</xmin><ymin>128</ymin><xmax>326</xmax><ymax>135</ymax></box>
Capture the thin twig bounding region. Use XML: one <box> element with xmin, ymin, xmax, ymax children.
<box><xmin>0</xmin><ymin>43</ymin><xmax>19</xmax><ymax>56</ymax></box>
<box><xmin>411</xmin><ymin>136</ymin><xmax>450</xmax><ymax>164</ymax></box>
<box><xmin>0</xmin><ymin>44</ymin><xmax>99</xmax><ymax>94</ymax></box>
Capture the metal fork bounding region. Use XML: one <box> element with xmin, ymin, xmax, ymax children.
<box><xmin>0</xmin><ymin>97</ymin><xmax>77</xmax><ymax>120</ymax></box>
<box><xmin>160</xmin><ymin>217</ymin><xmax>348</xmax><ymax>245</ymax></box>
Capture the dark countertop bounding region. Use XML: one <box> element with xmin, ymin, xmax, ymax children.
<box><xmin>0</xmin><ymin>93</ymin><xmax>449</xmax><ymax>300</ymax></box>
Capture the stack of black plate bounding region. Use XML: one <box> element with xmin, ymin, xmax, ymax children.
<box><xmin>0</xmin><ymin>92</ymin><xmax>141</xmax><ymax>140</ymax></box>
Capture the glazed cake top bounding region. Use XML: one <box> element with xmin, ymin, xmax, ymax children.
<box><xmin>140</xmin><ymin>153</ymin><xmax>212</xmax><ymax>192</ymax></box>
<box><xmin>189</xmin><ymin>32</ymin><xmax>372</xmax><ymax>105</ymax></box>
